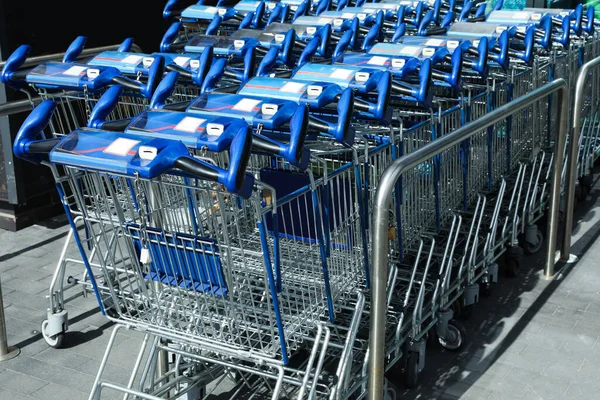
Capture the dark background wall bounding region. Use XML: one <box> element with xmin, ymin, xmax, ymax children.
<box><xmin>0</xmin><ymin>1</ymin><xmax>188</xmax><ymax>229</ymax></box>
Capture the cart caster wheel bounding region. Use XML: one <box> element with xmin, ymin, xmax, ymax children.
<box><xmin>438</xmin><ymin>320</ymin><xmax>466</xmax><ymax>352</ymax></box>
<box><xmin>41</xmin><ymin>320</ymin><xmax>65</xmax><ymax>349</ymax></box>
<box><xmin>385</xmin><ymin>386</ymin><xmax>397</xmax><ymax>400</ymax></box>
<box><xmin>404</xmin><ymin>352</ymin><xmax>420</xmax><ymax>388</ymax></box>
<box><xmin>480</xmin><ymin>281</ymin><xmax>492</xmax><ymax>297</ymax></box>
<box><xmin>523</xmin><ymin>229</ymin><xmax>544</xmax><ymax>255</ymax></box>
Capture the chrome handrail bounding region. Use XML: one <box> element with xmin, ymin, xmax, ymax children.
<box><xmin>368</xmin><ymin>79</ymin><xmax>570</xmax><ymax>400</ymax></box>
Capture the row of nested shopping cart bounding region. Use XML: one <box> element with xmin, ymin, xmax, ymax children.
<box><xmin>2</xmin><ymin>0</ymin><xmax>600</xmax><ymax>398</ymax></box>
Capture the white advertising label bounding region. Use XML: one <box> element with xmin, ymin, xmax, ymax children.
<box><xmin>104</xmin><ymin>138</ymin><xmax>140</xmax><ymax>157</ymax></box>
<box><xmin>63</xmin><ymin>66</ymin><xmax>87</xmax><ymax>76</ymax></box>
<box><xmin>330</xmin><ymin>68</ymin><xmax>355</xmax><ymax>80</ymax></box>
<box><xmin>174</xmin><ymin>117</ymin><xmax>207</xmax><ymax>133</ymax></box>
<box><xmin>367</xmin><ymin>56</ymin><xmax>388</xmax><ymax>66</ymax></box>
<box><xmin>400</xmin><ymin>46</ymin><xmax>421</xmax><ymax>56</ymax></box>
<box><xmin>173</xmin><ymin>56</ymin><xmax>190</xmax><ymax>67</ymax></box>
<box><xmin>122</xmin><ymin>55</ymin><xmax>143</xmax><ymax>65</ymax></box>
<box><xmin>425</xmin><ymin>39</ymin><xmax>444</xmax><ymax>47</ymax></box>
<box><xmin>233</xmin><ymin>98</ymin><xmax>262</xmax><ymax>112</ymax></box>
<box><xmin>203</xmin><ymin>7</ymin><xmax>218</xmax><ymax>13</ymax></box>
<box><xmin>342</xmin><ymin>12</ymin><xmax>355</xmax><ymax>18</ymax></box>
<box><xmin>512</xmin><ymin>11</ymin><xmax>530</xmax><ymax>19</ymax></box>
<box><xmin>280</xmin><ymin>82</ymin><xmax>306</xmax><ymax>93</ymax></box>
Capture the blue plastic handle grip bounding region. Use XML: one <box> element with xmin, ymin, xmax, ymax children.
<box><xmin>298</xmin><ymin>37</ymin><xmax>320</xmax><ymax>67</ymax></box>
<box><xmin>332</xmin><ymin>29</ymin><xmax>353</xmax><ymax>60</ymax></box>
<box><xmin>572</xmin><ymin>4</ymin><xmax>583</xmax><ymax>36</ymax></box>
<box><xmin>332</xmin><ymin>88</ymin><xmax>355</xmax><ymax>145</ymax></box>
<box><xmin>584</xmin><ymin>7</ymin><xmax>595</xmax><ymax>35</ymax></box>
<box><xmin>521</xmin><ymin>26</ymin><xmax>535</xmax><ymax>65</ymax></box>
<box><xmin>413</xmin><ymin>2</ymin><xmax>424</xmax><ymax>26</ymax></box>
<box><xmin>459</xmin><ymin>1</ymin><xmax>472</xmax><ymax>22</ymax></box>
<box><xmin>476</xmin><ymin>37</ymin><xmax>489</xmax><ymax>78</ymax></box>
<box><xmin>441</xmin><ymin>11</ymin><xmax>454</xmax><ymax>28</ymax></box>
<box><xmin>317</xmin><ymin>24</ymin><xmax>331</xmax><ymax>56</ymax></box>
<box><xmin>349</xmin><ymin>17</ymin><xmax>360</xmax><ymax>50</ymax></box>
<box><xmin>241</xmin><ymin>47</ymin><xmax>256</xmax><ymax>83</ymax></box>
<box><xmin>222</xmin><ymin>124</ymin><xmax>254</xmax><ymax>196</ymax></box>
<box><xmin>14</xmin><ymin>100</ymin><xmax>57</xmax><ymax>164</ymax></box>
<box><xmin>449</xmin><ymin>46</ymin><xmax>463</xmax><ymax>89</ymax></box>
<box><xmin>257</xmin><ymin>46</ymin><xmax>279</xmax><ymax>76</ymax></box>
<box><xmin>1</xmin><ymin>44</ymin><xmax>31</xmax><ymax>87</ymax></box>
<box><xmin>240</xmin><ymin>11</ymin><xmax>254</xmax><ymax>29</ymax></box>
<box><xmin>142</xmin><ymin>55</ymin><xmax>166</xmax><ymax>98</ymax></box>
<box><xmin>397</xmin><ymin>6</ymin><xmax>406</xmax><ymax>25</ymax></box>
<box><xmin>206</xmin><ymin>16</ymin><xmax>222</xmax><ymax>35</ymax></box>
<box><xmin>362</xmin><ymin>23</ymin><xmax>380</xmax><ymax>51</ymax></box>
<box><xmin>392</xmin><ymin>23</ymin><xmax>406</xmax><ymax>43</ymax></box>
<box><xmin>375</xmin><ymin>11</ymin><xmax>384</xmax><ymax>39</ymax></box>
<box><xmin>417</xmin><ymin>11</ymin><xmax>433</xmax><ymax>35</ymax></box>
<box><xmin>118</xmin><ymin>38</ymin><xmax>135</xmax><ymax>53</ymax></box>
<box><xmin>268</xmin><ymin>4</ymin><xmax>283</xmax><ymax>25</ymax></box>
<box><xmin>149</xmin><ymin>71</ymin><xmax>180</xmax><ymax>109</ymax></box>
<box><xmin>493</xmin><ymin>0</ymin><xmax>503</xmax><ymax>11</ymax></box>
<box><xmin>63</xmin><ymin>36</ymin><xmax>87</xmax><ymax>63</ymax></box>
<box><xmin>201</xmin><ymin>58</ymin><xmax>228</xmax><ymax>94</ymax></box>
<box><xmin>415</xmin><ymin>59</ymin><xmax>432</xmax><ymax>105</ymax></box>
<box><xmin>540</xmin><ymin>17</ymin><xmax>552</xmax><ymax>49</ymax></box>
<box><xmin>88</xmin><ymin>85</ymin><xmax>123</xmax><ymax>129</ymax></box>
<box><xmin>497</xmin><ymin>30</ymin><xmax>510</xmax><ymax>70</ymax></box>
<box><xmin>281</xmin><ymin>29</ymin><xmax>295</xmax><ymax>67</ymax></box>
<box><xmin>163</xmin><ymin>0</ymin><xmax>181</xmax><ymax>18</ymax></box>
<box><xmin>192</xmin><ymin>45</ymin><xmax>214</xmax><ymax>86</ymax></box>
<box><xmin>370</xmin><ymin>71</ymin><xmax>391</xmax><ymax>120</ymax></box>
<box><xmin>280</xmin><ymin>4</ymin><xmax>290</xmax><ymax>22</ymax></box>
<box><xmin>432</xmin><ymin>0</ymin><xmax>442</xmax><ymax>22</ymax></box>
<box><xmin>252</xmin><ymin>2</ymin><xmax>266</xmax><ymax>28</ymax></box>
<box><xmin>559</xmin><ymin>17</ymin><xmax>571</xmax><ymax>47</ymax></box>
<box><xmin>160</xmin><ymin>22</ymin><xmax>182</xmax><ymax>52</ymax></box>
<box><xmin>474</xmin><ymin>3</ymin><xmax>485</xmax><ymax>19</ymax></box>
<box><xmin>336</xmin><ymin>0</ymin><xmax>348</xmax><ymax>11</ymax></box>
<box><xmin>355</xmin><ymin>0</ymin><xmax>366</xmax><ymax>7</ymax></box>
<box><xmin>315</xmin><ymin>0</ymin><xmax>330</xmax><ymax>15</ymax></box>
<box><xmin>293</xmin><ymin>0</ymin><xmax>309</xmax><ymax>21</ymax></box>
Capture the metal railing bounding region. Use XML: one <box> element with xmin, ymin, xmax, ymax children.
<box><xmin>368</xmin><ymin>79</ymin><xmax>570</xmax><ymax>400</ymax></box>
<box><xmin>561</xmin><ymin>56</ymin><xmax>600</xmax><ymax>260</ymax></box>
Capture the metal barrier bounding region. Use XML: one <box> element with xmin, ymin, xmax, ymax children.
<box><xmin>368</xmin><ymin>79</ymin><xmax>570</xmax><ymax>400</ymax></box>
<box><xmin>561</xmin><ymin>56</ymin><xmax>600</xmax><ymax>262</ymax></box>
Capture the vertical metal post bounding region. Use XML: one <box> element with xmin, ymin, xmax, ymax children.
<box><xmin>0</xmin><ymin>275</ymin><xmax>20</xmax><ymax>361</ymax></box>
<box><xmin>544</xmin><ymin>86</ymin><xmax>570</xmax><ymax>277</ymax></box>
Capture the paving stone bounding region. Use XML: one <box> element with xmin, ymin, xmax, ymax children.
<box><xmin>0</xmin><ymin>369</ymin><xmax>49</xmax><ymax>395</ymax></box>
<box><xmin>506</xmin><ymin>367</ymin><xmax>571</xmax><ymax>399</ymax></box>
<box><xmin>2</xmin><ymin>354</ymin><xmax>95</xmax><ymax>393</ymax></box>
<box><xmin>31</xmin><ymin>382</ymin><xmax>87</xmax><ymax>400</ymax></box>
<box><xmin>33</xmin><ymin>346</ymin><xmax>94</xmax><ymax>370</ymax></box>
<box><xmin>4</xmin><ymin>278</ymin><xmax>54</xmax><ymax>296</ymax></box>
<box><xmin>0</xmin><ymin>388</ymin><xmax>36</xmax><ymax>400</ymax></box>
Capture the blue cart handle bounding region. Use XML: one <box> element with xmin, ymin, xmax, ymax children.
<box><xmin>118</xmin><ymin>38</ymin><xmax>135</xmax><ymax>52</ymax></box>
<box><xmin>13</xmin><ymin>100</ymin><xmax>60</xmax><ymax>165</ymax></box>
<box><xmin>1</xmin><ymin>44</ymin><xmax>31</xmax><ymax>89</ymax></box>
<box><xmin>160</xmin><ymin>22</ymin><xmax>183</xmax><ymax>52</ymax></box>
<box><xmin>583</xmin><ymin>7</ymin><xmax>594</xmax><ymax>35</ymax></box>
<box><xmin>309</xmin><ymin>87</ymin><xmax>355</xmax><ymax>145</ymax></box>
<box><xmin>293</xmin><ymin>0</ymin><xmax>310</xmax><ymax>20</ymax></box>
<box><xmin>391</xmin><ymin>23</ymin><xmax>407</xmax><ymax>43</ymax></box>
<box><xmin>63</xmin><ymin>36</ymin><xmax>87</xmax><ymax>63</ymax></box>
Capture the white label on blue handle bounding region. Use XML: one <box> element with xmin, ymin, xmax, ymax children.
<box><xmin>233</xmin><ymin>98</ymin><xmax>262</xmax><ymax>112</ymax></box>
<box><xmin>512</xmin><ymin>11</ymin><xmax>530</xmax><ymax>19</ymax></box>
<box><xmin>204</xmin><ymin>7</ymin><xmax>218</xmax><ymax>13</ymax></box>
<box><xmin>175</xmin><ymin>117</ymin><xmax>206</xmax><ymax>133</ymax></box>
<box><xmin>63</xmin><ymin>66</ymin><xmax>87</xmax><ymax>76</ymax></box>
<box><xmin>531</xmin><ymin>13</ymin><xmax>542</xmax><ymax>21</ymax></box>
<box><xmin>206</xmin><ymin>123</ymin><xmax>224</xmax><ymax>137</ymax></box>
<box><xmin>342</xmin><ymin>12</ymin><xmax>355</xmax><ymax>18</ymax></box>
<box><xmin>306</xmin><ymin>27</ymin><xmax>317</xmax><ymax>35</ymax></box>
<box><xmin>421</xmin><ymin>47</ymin><xmax>435</xmax><ymax>57</ymax></box>
<box><xmin>104</xmin><ymin>138</ymin><xmax>140</xmax><ymax>157</ymax></box>
<box><xmin>318</xmin><ymin>17</ymin><xmax>332</xmax><ymax>24</ymax></box>
<box><xmin>330</xmin><ymin>68</ymin><xmax>354</xmax><ymax>80</ymax></box>
<box><xmin>333</xmin><ymin>19</ymin><xmax>343</xmax><ymax>26</ymax></box>
<box><xmin>281</xmin><ymin>82</ymin><xmax>306</xmax><ymax>93</ymax></box>
<box><xmin>400</xmin><ymin>46</ymin><xmax>421</xmax><ymax>56</ymax></box>
<box><xmin>173</xmin><ymin>56</ymin><xmax>190</xmax><ymax>67</ymax></box>
<box><xmin>139</xmin><ymin>146</ymin><xmax>157</xmax><ymax>161</ymax></box>
<box><xmin>122</xmin><ymin>55</ymin><xmax>143</xmax><ymax>65</ymax></box>
<box><xmin>425</xmin><ymin>39</ymin><xmax>444</xmax><ymax>47</ymax></box>
<box><xmin>367</xmin><ymin>56</ymin><xmax>388</xmax><ymax>65</ymax></box>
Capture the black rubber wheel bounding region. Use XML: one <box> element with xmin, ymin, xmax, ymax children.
<box><xmin>505</xmin><ymin>257</ymin><xmax>521</xmax><ymax>278</ymax></box>
<box><xmin>523</xmin><ymin>229</ymin><xmax>544</xmax><ymax>255</ymax></box>
<box><xmin>438</xmin><ymin>320</ymin><xmax>467</xmax><ymax>351</ymax></box>
<box><xmin>404</xmin><ymin>351</ymin><xmax>420</xmax><ymax>388</ymax></box>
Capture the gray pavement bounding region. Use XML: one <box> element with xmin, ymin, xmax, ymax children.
<box><xmin>2</xmin><ymin>173</ymin><xmax>600</xmax><ymax>399</ymax></box>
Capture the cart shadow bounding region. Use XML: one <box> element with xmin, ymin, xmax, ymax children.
<box><xmin>394</xmin><ymin>166</ymin><xmax>600</xmax><ymax>399</ymax></box>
